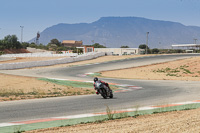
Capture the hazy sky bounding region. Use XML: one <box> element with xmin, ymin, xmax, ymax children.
<box><xmin>1</xmin><ymin>0</ymin><xmax>200</xmax><ymax>42</ymax></box>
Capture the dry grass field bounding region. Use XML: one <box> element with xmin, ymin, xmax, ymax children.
<box><xmin>0</xmin><ymin>74</ymin><xmax>95</xmax><ymax>101</ymax></box>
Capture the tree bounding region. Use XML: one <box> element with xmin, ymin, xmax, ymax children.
<box><xmin>3</xmin><ymin>35</ymin><xmax>22</xmax><ymax>49</ymax></box>
<box><xmin>139</xmin><ymin>44</ymin><xmax>149</xmax><ymax>49</ymax></box>
<box><xmin>21</xmin><ymin>42</ymin><xmax>30</xmax><ymax>49</ymax></box>
<box><xmin>56</xmin><ymin>46</ymin><xmax>67</xmax><ymax>51</ymax></box>
<box><xmin>120</xmin><ymin>45</ymin><xmax>129</xmax><ymax>48</ymax></box>
<box><xmin>0</xmin><ymin>40</ymin><xmax>4</xmax><ymax>50</ymax></box>
<box><xmin>29</xmin><ymin>43</ymin><xmax>38</xmax><ymax>48</ymax></box>
<box><xmin>48</xmin><ymin>44</ymin><xmax>57</xmax><ymax>51</ymax></box>
<box><xmin>176</xmin><ymin>49</ymin><xmax>184</xmax><ymax>53</ymax></box>
<box><xmin>50</xmin><ymin>39</ymin><xmax>61</xmax><ymax>47</ymax></box>
<box><xmin>92</xmin><ymin>43</ymin><xmax>106</xmax><ymax>48</ymax></box>
<box><xmin>152</xmin><ymin>48</ymin><xmax>159</xmax><ymax>54</ymax></box>
<box><xmin>139</xmin><ymin>44</ymin><xmax>151</xmax><ymax>54</ymax></box>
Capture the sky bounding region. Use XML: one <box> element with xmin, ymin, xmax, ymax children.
<box><xmin>0</xmin><ymin>0</ymin><xmax>200</xmax><ymax>42</ymax></box>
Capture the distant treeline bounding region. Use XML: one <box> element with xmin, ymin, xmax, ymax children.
<box><xmin>0</xmin><ymin>35</ymin><xmax>107</xmax><ymax>53</ymax></box>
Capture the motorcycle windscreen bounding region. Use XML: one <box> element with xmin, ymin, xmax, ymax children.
<box><xmin>95</xmin><ymin>82</ymin><xmax>102</xmax><ymax>89</ymax></box>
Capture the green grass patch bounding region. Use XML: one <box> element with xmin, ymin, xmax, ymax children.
<box><xmin>182</xmin><ymin>68</ymin><xmax>193</xmax><ymax>74</ymax></box>
<box><xmin>38</xmin><ymin>78</ymin><xmax>119</xmax><ymax>91</ymax></box>
<box><xmin>38</xmin><ymin>78</ymin><xmax>94</xmax><ymax>88</ymax></box>
<box><xmin>87</xmin><ymin>73</ymin><xmax>102</xmax><ymax>77</ymax></box>
<box><xmin>153</xmin><ymin>64</ymin><xmax>195</xmax><ymax>77</ymax></box>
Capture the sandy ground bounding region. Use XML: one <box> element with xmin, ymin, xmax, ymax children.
<box><xmin>26</xmin><ymin>108</ymin><xmax>200</xmax><ymax>133</ymax></box>
<box><xmin>1</xmin><ymin>55</ymin><xmax>200</xmax><ymax>132</ymax></box>
<box><xmin>101</xmin><ymin>56</ymin><xmax>200</xmax><ymax>81</ymax></box>
<box><xmin>0</xmin><ymin>73</ymin><xmax>95</xmax><ymax>101</ymax></box>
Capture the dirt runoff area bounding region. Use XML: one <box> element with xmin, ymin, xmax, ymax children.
<box><xmin>101</xmin><ymin>56</ymin><xmax>200</xmax><ymax>81</ymax></box>
<box><xmin>0</xmin><ymin>74</ymin><xmax>95</xmax><ymax>101</ymax></box>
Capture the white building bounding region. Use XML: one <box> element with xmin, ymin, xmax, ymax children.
<box><xmin>171</xmin><ymin>44</ymin><xmax>200</xmax><ymax>53</ymax></box>
<box><xmin>94</xmin><ymin>48</ymin><xmax>144</xmax><ymax>55</ymax></box>
<box><xmin>172</xmin><ymin>44</ymin><xmax>200</xmax><ymax>49</ymax></box>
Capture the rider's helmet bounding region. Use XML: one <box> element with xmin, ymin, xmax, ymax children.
<box><xmin>94</xmin><ymin>77</ymin><xmax>98</xmax><ymax>82</ymax></box>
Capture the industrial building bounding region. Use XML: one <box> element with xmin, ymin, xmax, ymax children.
<box><xmin>171</xmin><ymin>44</ymin><xmax>200</xmax><ymax>53</ymax></box>
<box><xmin>62</xmin><ymin>40</ymin><xmax>83</xmax><ymax>47</ymax></box>
<box><xmin>94</xmin><ymin>48</ymin><xmax>144</xmax><ymax>55</ymax></box>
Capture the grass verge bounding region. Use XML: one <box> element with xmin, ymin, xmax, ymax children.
<box><xmin>38</xmin><ymin>78</ymin><xmax>120</xmax><ymax>92</ymax></box>
<box><xmin>38</xmin><ymin>78</ymin><xmax>94</xmax><ymax>88</ymax></box>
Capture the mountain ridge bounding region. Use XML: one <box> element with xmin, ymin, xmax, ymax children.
<box><xmin>29</xmin><ymin>17</ymin><xmax>200</xmax><ymax>48</ymax></box>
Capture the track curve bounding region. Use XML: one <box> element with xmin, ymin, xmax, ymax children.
<box><xmin>0</xmin><ymin>54</ymin><xmax>200</xmax><ymax>123</ymax></box>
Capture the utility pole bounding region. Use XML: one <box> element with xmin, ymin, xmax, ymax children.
<box><xmin>20</xmin><ymin>26</ymin><xmax>24</xmax><ymax>43</ymax></box>
<box><xmin>146</xmin><ymin>32</ymin><xmax>149</xmax><ymax>54</ymax></box>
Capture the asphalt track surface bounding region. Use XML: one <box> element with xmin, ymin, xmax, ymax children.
<box><xmin>0</xmin><ymin>57</ymin><xmax>15</xmax><ymax>62</ymax></box>
<box><xmin>0</xmin><ymin>54</ymin><xmax>200</xmax><ymax>123</ymax></box>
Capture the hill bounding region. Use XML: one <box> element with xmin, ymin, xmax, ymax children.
<box><xmin>29</xmin><ymin>17</ymin><xmax>200</xmax><ymax>48</ymax></box>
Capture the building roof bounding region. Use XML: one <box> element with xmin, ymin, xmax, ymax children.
<box><xmin>172</xmin><ymin>44</ymin><xmax>200</xmax><ymax>47</ymax></box>
<box><xmin>62</xmin><ymin>40</ymin><xmax>76</xmax><ymax>44</ymax></box>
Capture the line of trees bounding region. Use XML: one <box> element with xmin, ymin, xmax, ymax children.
<box><xmin>0</xmin><ymin>35</ymin><xmax>22</xmax><ymax>50</ymax></box>
<box><xmin>0</xmin><ymin>35</ymin><xmax>108</xmax><ymax>54</ymax></box>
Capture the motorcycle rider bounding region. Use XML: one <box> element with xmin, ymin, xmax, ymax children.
<box><xmin>93</xmin><ymin>77</ymin><xmax>112</xmax><ymax>95</ymax></box>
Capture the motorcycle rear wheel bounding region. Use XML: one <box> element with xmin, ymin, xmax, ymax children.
<box><xmin>109</xmin><ymin>93</ymin><xmax>113</xmax><ymax>98</ymax></box>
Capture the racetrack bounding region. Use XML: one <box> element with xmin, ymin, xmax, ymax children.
<box><xmin>0</xmin><ymin>54</ymin><xmax>200</xmax><ymax>123</ymax></box>
<box><xmin>0</xmin><ymin>57</ymin><xmax>15</xmax><ymax>62</ymax></box>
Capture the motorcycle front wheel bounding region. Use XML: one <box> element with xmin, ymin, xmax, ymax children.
<box><xmin>101</xmin><ymin>89</ymin><xmax>107</xmax><ymax>99</ymax></box>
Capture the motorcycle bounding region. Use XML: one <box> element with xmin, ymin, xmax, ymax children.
<box><xmin>94</xmin><ymin>81</ymin><xmax>113</xmax><ymax>99</ymax></box>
